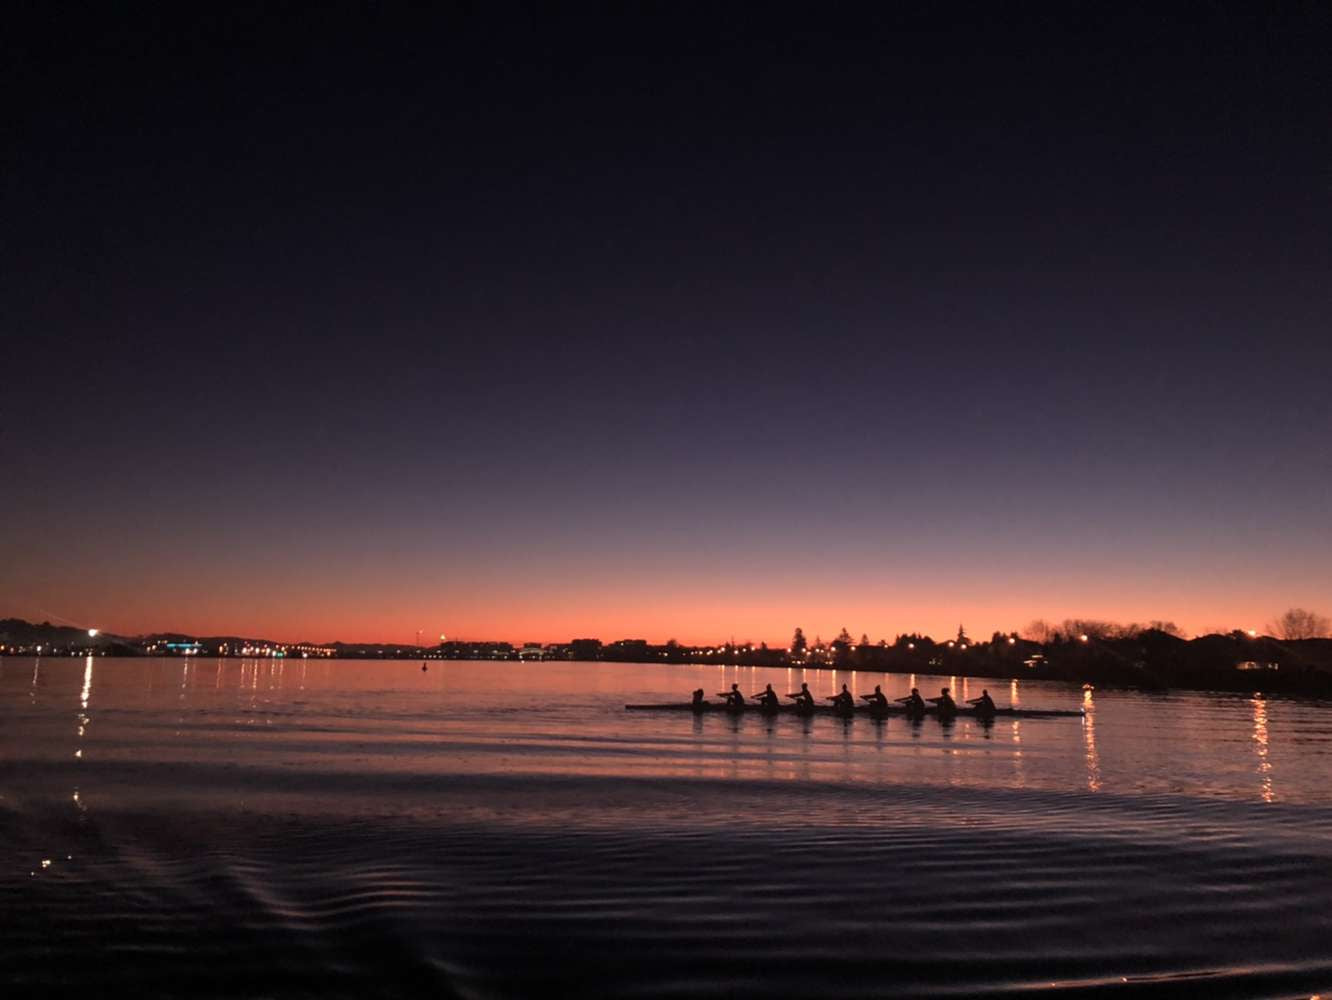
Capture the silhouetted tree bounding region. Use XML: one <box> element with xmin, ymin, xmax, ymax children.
<box><xmin>791</xmin><ymin>627</ymin><xmax>807</xmax><ymax>656</ymax></box>
<box><xmin>832</xmin><ymin>628</ymin><xmax>853</xmax><ymax>665</ymax></box>
<box><xmin>1269</xmin><ymin>608</ymin><xmax>1330</xmax><ymax>640</ymax></box>
<box><xmin>894</xmin><ymin>632</ymin><xmax>931</xmax><ymax>649</ymax></box>
<box><xmin>1060</xmin><ymin>619</ymin><xmax>1118</xmax><ymax>640</ymax></box>
<box><xmin>1025</xmin><ymin>619</ymin><xmax>1054</xmax><ymax>643</ymax></box>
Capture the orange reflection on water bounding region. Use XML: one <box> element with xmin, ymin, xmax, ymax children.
<box><xmin>74</xmin><ymin>655</ymin><xmax>94</xmax><ymax>772</ymax></box>
<box><xmin>1011</xmin><ymin>719</ymin><xmax>1025</xmax><ymax>788</ymax></box>
<box><xmin>76</xmin><ymin>655</ymin><xmax>94</xmax><ymax>739</ymax></box>
<box><xmin>1082</xmin><ymin>688</ymin><xmax>1101</xmax><ymax>792</ymax></box>
<box><xmin>80</xmin><ymin>657</ymin><xmax>93</xmax><ymax>711</ymax></box>
<box><xmin>1251</xmin><ymin>695</ymin><xmax>1274</xmax><ymax>804</ymax></box>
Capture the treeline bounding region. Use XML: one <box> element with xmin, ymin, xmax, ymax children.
<box><xmin>555</xmin><ymin>619</ymin><xmax>1332</xmax><ymax>697</ymax></box>
<box><xmin>1023</xmin><ymin>607</ymin><xmax>1331</xmax><ymax>644</ymax></box>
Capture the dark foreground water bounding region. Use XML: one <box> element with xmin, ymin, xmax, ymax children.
<box><xmin>2</xmin><ymin>658</ymin><xmax>1330</xmax><ymax>998</ymax></box>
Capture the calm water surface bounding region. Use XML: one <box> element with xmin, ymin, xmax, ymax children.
<box><xmin>2</xmin><ymin>657</ymin><xmax>1330</xmax><ymax>998</ymax></box>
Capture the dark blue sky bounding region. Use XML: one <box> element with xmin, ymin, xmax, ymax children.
<box><xmin>4</xmin><ymin>3</ymin><xmax>1330</xmax><ymax>641</ymax></box>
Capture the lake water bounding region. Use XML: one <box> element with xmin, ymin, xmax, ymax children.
<box><xmin>3</xmin><ymin>657</ymin><xmax>1330</xmax><ymax>998</ymax></box>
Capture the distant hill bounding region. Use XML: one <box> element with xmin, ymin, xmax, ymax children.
<box><xmin>0</xmin><ymin>617</ymin><xmax>117</xmax><ymax>645</ymax></box>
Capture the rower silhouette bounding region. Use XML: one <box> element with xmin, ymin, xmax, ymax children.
<box><xmin>716</xmin><ymin>682</ymin><xmax>745</xmax><ymax>710</ymax></box>
<box><xmin>860</xmin><ymin>684</ymin><xmax>888</xmax><ymax>710</ymax></box>
<box><xmin>897</xmin><ymin>687</ymin><xmax>927</xmax><ymax>717</ymax></box>
<box><xmin>828</xmin><ymin>683</ymin><xmax>855</xmax><ymax>713</ymax></box>
<box><xmin>967</xmin><ymin>688</ymin><xmax>996</xmax><ymax>718</ymax></box>
<box><xmin>786</xmin><ymin>682</ymin><xmax>815</xmax><ymax>712</ymax></box>
<box><xmin>929</xmin><ymin>687</ymin><xmax>957</xmax><ymax>715</ymax></box>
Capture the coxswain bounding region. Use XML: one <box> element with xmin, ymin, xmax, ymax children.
<box><xmin>691</xmin><ymin>688</ymin><xmax>707</xmax><ymax>708</ymax></box>
<box><xmin>967</xmin><ymin>689</ymin><xmax>996</xmax><ymax>713</ymax></box>
<box><xmin>753</xmin><ymin>683</ymin><xmax>781</xmax><ymax>710</ymax></box>
<box><xmin>786</xmin><ymin>682</ymin><xmax>815</xmax><ymax>709</ymax></box>
<box><xmin>860</xmin><ymin>684</ymin><xmax>888</xmax><ymax>709</ymax></box>
<box><xmin>716</xmin><ymin>682</ymin><xmax>745</xmax><ymax>709</ymax></box>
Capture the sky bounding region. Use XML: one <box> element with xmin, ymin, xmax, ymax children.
<box><xmin>3</xmin><ymin>4</ymin><xmax>1330</xmax><ymax>644</ymax></box>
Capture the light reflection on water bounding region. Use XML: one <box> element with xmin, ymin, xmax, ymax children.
<box><xmin>1010</xmin><ymin>718</ymin><xmax>1025</xmax><ymax>789</ymax></box>
<box><xmin>1252</xmin><ymin>694</ymin><xmax>1274</xmax><ymax>803</ymax></box>
<box><xmin>1083</xmin><ymin>687</ymin><xmax>1101</xmax><ymax>792</ymax></box>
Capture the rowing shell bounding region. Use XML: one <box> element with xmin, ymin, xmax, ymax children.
<box><xmin>624</xmin><ymin>702</ymin><xmax>1083</xmax><ymax>719</ymax></box>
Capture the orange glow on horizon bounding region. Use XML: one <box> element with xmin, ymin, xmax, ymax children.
<box><xmin>23</xmin><ymin>593</ymin><xmax>1321</xmax><ymax>647</ymax></box>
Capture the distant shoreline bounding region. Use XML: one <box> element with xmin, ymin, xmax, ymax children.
<box><xmin>4</xmin><ymin>616</ymin><xmax>1330</xmax><ymax>700</ymax></box>
<box><xmin>5</xmin><ymin>654</ymin><xmax>1329</xmax><ymax>700</ymax></box>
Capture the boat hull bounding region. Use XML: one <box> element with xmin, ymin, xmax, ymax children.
<box><xmin>624</xmin><ymin>703</ymin><xmax>1082</xmax><ymax>719</ymax></box>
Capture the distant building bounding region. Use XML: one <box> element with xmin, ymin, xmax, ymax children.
<box><xmin>438</xmin><ymin>641</ymin><xmax>515</xmax><ymax>660</ymax></box>
<box><xmin>605</xmin><ymin>639</ymin><xmax>649</xmax><ymax>662</ymax></box>
<box><xmin>152</xmin><ymin>641</ymin><xmax>202</xmax><ymax>656</ymax></box>
<box><xmin>570</xmin><ymin>639</ymin><xmax>602</xmax><ymax>661</ymax></box>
